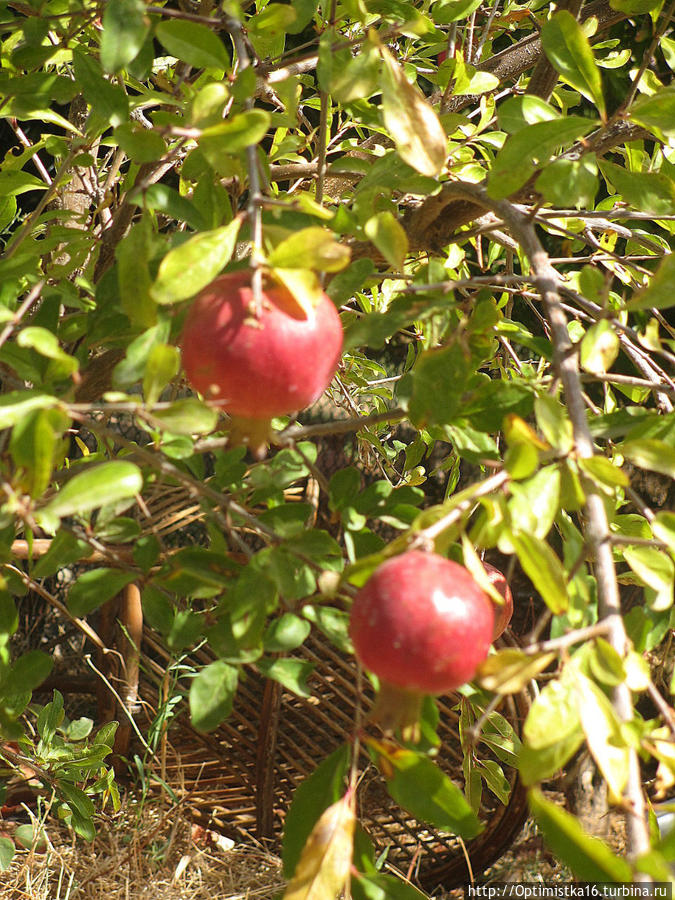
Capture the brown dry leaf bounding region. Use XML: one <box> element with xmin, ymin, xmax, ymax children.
<box><xmin>380</xmin><ymin>47</ymin><xmax>447</xmax><ymax>177</ymax></box>
<box><xmin>283</xmin><ymin>792</ymin><xmax>356</xmax><ymax>900</ymax></box>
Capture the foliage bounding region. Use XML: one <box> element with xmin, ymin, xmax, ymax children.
<box><xmin>0</xmin><ymin>0</ymin><xmax>674</xmax><ymax>892</ymax></box>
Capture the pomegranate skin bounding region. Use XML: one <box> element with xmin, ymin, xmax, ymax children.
<box><xmin>349</xmin><ymin>550</ymin><xmax>495</xmax><ymax>696</ymax></box>
<box><xmin>484</xmin><ymin>562</ymin><xmax>514</xmax><ymax>641</ymax></box>
<box><xmin>180</xmin><ymin>272</ymin><xmax>343</xmax><ymax>419</ymax></box>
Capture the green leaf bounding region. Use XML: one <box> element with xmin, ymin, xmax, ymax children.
<box><xmin>519</xmin><ymin>724</ymin><xmax>583</xmax><ymax>786</ymax></box>
<box><xmin>524</xmin><ymin>673</ymin><xmax>581</xmax><ymax>749</ymax></box>
<box><xmin>528</xmin><ymin>789</ymin><xmax>632</xmax><ymax>881</ymax></box>
<box><xmin>116</xmin><ymin>216</ymin><xmax>156</xmax><ymax>327</ymax></box>
<box><xmin>151</xmin><ymin>218</ymin><xmax>241</xmax><ymax>304</ymax></box>
<box><xmin>488</xmin><ymin>117</ymin><xmax>594</xmax><ymax>199</ymax></box>
<box><xmin>199</xmin><ymin>110</ymin><xmax>271</xmax><ymax>164</ymax></box>
<box><xmin>653</xmin><ymin>512</ymin><xmax>675</xmax><ymax>555</ymax></box>
<box><xmin>322</xmin><ymin>43</ymin><xmax>380</xmax><ymax>103</ymax></box>
<box><xmin>628</xmin><ymin>254</ymin><xmax>675</xmax><ymax>311</ymax></box>
<box><xmin>140</xmin><ymin>183</ymin><xmax>206</xmax><ymax>231</ymax></box>
<box><xmin>629</xmin><ymin>86</ymin><xmax>675</xmax><ymax>139</ymax></box>
<box><xmin>115</xmin><ymin>123</ymin><xmax>167</xmax><ymax>164</ymax></box>
<box><xmin>100</xmin><ymin>0</ymin><xmax>150</xmax><ymax>73</ymax></box>
<box><xmin>264</xmin><ymin>614</ymin><xmax>311</xmax><ymax>652</ymax></box>
<box><xmin>189</xmin><ymin>660</ymin><xmax>238</xmax><ymax>731</ymax></box>
<box><xmin>364</xmin><ymin>212</ymin><xmax>409</xmax><ymax>270</ymax></box>
<box><xmin>435</xmin><ymin>0</ymin><xmax>482</xmax><ymax>22</ymax></box>
<box><xmin>16</xmin><ymin>327</ymin><xmax>78</xmax><ymax>375</ymax></box>
<box><xmin>155</xmin><ymin>20</ymin><xmax>230</xmax><ymax>70</ymax></box>
<box><xmin>508</xmin><ymin>465</ymin><xmax>560</xmax><ymax>539</ymax></box>
<box><xmin>9</xmin><ymin>408</ymin><xmax>60</xmax><ymax>498</ymax></box>
<box><xmin>512</xmin><ymin>532</ymin><xmax>568</xmax><ymax>613</ymax></box>
<box><xmin>611</xmin><ymin>0</ymin><xmax>665</xmax><ymax>15</ymax></box>
<box><xmin>623</xmin><ymin>546</ymin><xmax>674</xmax><ymax>611</ymax></box>
<box><xmin>534</xmin><ymin>393</ymin><xmax>573</xmax><ymax>451</ymax></box>
<box><xmin>0</xmin><ymin>837</ymin><xmax>14</xmax><ymax>872</ymax></box>
<box><xmin>143</xmin><ymin>344</ymin><xmax>180</xmax><ymax>406</ymax></box>
<box><xmin>622</xmin><ymin>438</ymin><xmax>675</xmax><ymax>479</ymax></box>
<box><xmin>352</xmin><ymin>872</ymin><xmax>429</xmax><ymax>900</ymax></box>
<box><xmin>535</xmin><ymin>156</ymin><xmax>598</xmax><ymax>210</ymax></box>
<box><xmin>302</xmin><ymin>605</ymin><xmax>352</xmax><ymax>653</ymax></box>
<box><xmin>68</xmin><ymin>569</ymin><xmax>136</xmax><ymax>617</ymax></box>
<box><xmin>113</xmin><ymin>321</ymin><xmax>170</xmax><ymax>388</ymax></box>
<box><xmin>8</xmin><ymin>650</ymin><xmax>53</xmax><ymax>693</ymax></box>
<box><xmin>574</xmin><ymin>672</ymin><xmax>630</xmax><ymax>802</ymax></box>
<box><xmin>371</xmin><ymin>740</ymin><xmax>482</xmax><ymax>839</ymax></box>
<box><xmin>0</xmin><ymin>391</ymin><xmax>57</xmax><ymax>429</ymax></box>
<box><xmin>579</xmin><ymin>455</ymin><xmax>629</xmax><ymax>489</ymax></box>
<box><xmin>599</xmin><ymin>161</ymin><xmax>675</xmax><ymax>216</ymax></box>
<box><xmin>498</xmin><ymin>95</ymin><xmax>558</xmax><ymax>133</ymax></box>
<box><xmin>257</xmin><ymin>657</ymin><xmax>314</xmax><ymax>697</ymax></box>
<box><xmin>540</xmin><ymin>11</ymin><xmax>606</xmax><ymax>118</ymax></box>
<box><xmin>268</xmin><ymin>227</ymin><xmax>351</xmax><ymax>273</ymax></box>
<box><xmin>407</xmin><ymin>343</ymin><xmax>473</xmax><ymax>427</ymax></box>
<box><xmin>72</xmin><ymin>49</ymin><xmax>128</xmax><ymax>127</ymax></box>
<box><xmin>152</xmin><ymin>398</ymin><xmax>218</xmax><ymax>435</ymax></box>
<box><xmin>37</xmin><ymin>461</ymin><xmax>143</xmax><ymax>530</ymax></box>
<box><xmin>282</xmin><ymin>744</ymin><xmax>351</xmax><ymax>877</ymax></box>
<box><xmin>380</xmin><ymin>47</ymin><xmax>447</xmax><ymax>177</ymax></box>
<box><xmin>579</xmin><ymin>319</ymin><xmax>620</xmax><ymax>374</ymax></box>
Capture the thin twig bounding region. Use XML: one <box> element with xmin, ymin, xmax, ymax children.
<box><xmin>0</xmin><ymin>280</ymin><xmax>45</xmax><ymax>351</ymax></box>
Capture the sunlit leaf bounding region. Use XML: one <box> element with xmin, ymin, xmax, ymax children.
<box><xmin>367</xmin><ymin>738</ymin><xmax>482</xmax><ymax>838</ymax></box>
<box><xmin>511</xmin><ymin>532</ymin><xmax>568</xmax><ymax>613</ymax></box>
<box><xmin>151</xmin><ymin>219</ymin><xmax>241</xmax><ymax>305</ymax></box>
<box><xmin>622</xmin><ymin>438</ymin><xmax>675</xmax><ymax>479</ymax></box>
<box><xmin>364</xmin><ymin>212</ymin><xmax>409</xmax><ymax>270</ymax></box>
<box><xmin>268</xmin><ymin>228</ymin><xmax>350</xmax><ymax>273</ymax></box>
<box><xmin>37</xmin><ymin>462</ymin><xmax>143</xmax><ymax>530</ymax></box>
<box><xmin>380</xmin><ymin>47</ymin><xmax>446</xmax><ymax>177</ymax></box>
<box><xmin>529</xmin><ymin>789</ymin><xmax>632</xmax><ymax>881</ymax></box>
<box><xmin>478</xmin><ymin>649</ymin><xmax>557</xmax><ymax>694</ymax></box>
<box><xmin>100</xmin><ymin>0</ymin><xmax>149</xmax><ymax>73</ymax></box>
<box><xmin>189</xmin><ymin>659</ymin><xmax>238</xmax><ymax>732</ymax></box>
<box><xmin>540</xmin><ymin>11</ymin><xmax>605</xmax><ymax>118</ymax></box>
<box><xmin>628</xmin><ymin>254</ymin><xmax>675</xmax><ymax>311</ymax></box>
<box><xmin>155</xmin><ymin>20</ymin><xmax>230</xmax><ymax>70</ymax></box>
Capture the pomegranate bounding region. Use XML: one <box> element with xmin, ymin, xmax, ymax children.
<box><xmin>180</xmin><ymin>271</ymin><xmax>343</xmax><ymax>456</ymax></box>
<box><xmin>349</xmin><ymin>550</ymin><xmax>494</xmax><ymax>738</ymax></box>
<box><xmin>484</xmin><ymin>562</ymin><xmax>514</xmax><ymax>641</ymax></box>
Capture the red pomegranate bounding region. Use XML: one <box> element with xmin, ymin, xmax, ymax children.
<box><xmin>349</xmin><ymin>550</ymin><xmax>494</xmax><ymax>738</ymax></box>
<box><xmin>484</xmin><ymin>562</ymin><xmax>514</xmax><ymax>640</ymax></box>
<box><xmin>180</xmin><ymin>271</ymin><xmax>343</xmax><ymax>455</ymax></box>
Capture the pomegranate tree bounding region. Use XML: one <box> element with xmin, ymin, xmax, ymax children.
<box><xmin>180</xmin><ymin>271</ymin><xmax>343</xmax><ymax>456</ymax></box>
<box><xmin>484</xmin><ymin>562</ymin><xmax>514</xmax><ymax>640</ymax></box>
<box><xmin>349</xmin><ymin>550</ymin><xmax>495</xmax><ymax>738</ymax></box>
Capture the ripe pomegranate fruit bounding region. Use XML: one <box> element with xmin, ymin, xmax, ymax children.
<box><xmin>349</xmin><ymin>550</ymin><xmax>494</xmax><ymax>739</ymax></box>
<box><xmin>180</xmin><ymin>271</ymin><xmax>343</xmax><ymax>456</ymax></box>
<box><xmin>484</xmin><ymin>562</ymin><xmax>514</xmax><ymax>641</ymax></box>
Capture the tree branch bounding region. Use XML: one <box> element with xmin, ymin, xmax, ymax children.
<box><xmin>433</xmin><ymin>179</ymin><xmax>652</xmax><ymax>864</ymax></box>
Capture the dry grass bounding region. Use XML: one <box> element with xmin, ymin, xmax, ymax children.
<box><xmin>1</xmin><ymin>799</ymin><xmax>285</xmax><ymax>900</ymax></box>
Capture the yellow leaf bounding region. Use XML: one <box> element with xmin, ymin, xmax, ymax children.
<box><xmin>270</xmin><ymin>268</ymin><xmax>323</xmax><ymax>318</ymax></box>
<box><xmin>380</xmin><ymin>48</ymin><xmax>447</xmax><ymax>177</ymax></box>
<box><xmin>283</xmin><ymin>793</ymin><xmax>355</xmax><ymax>900</ymax></box>
<box><xmin>477</xmin><ymin>649</ymin><xmax>557</xmax><ymax>694</ymax></box>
